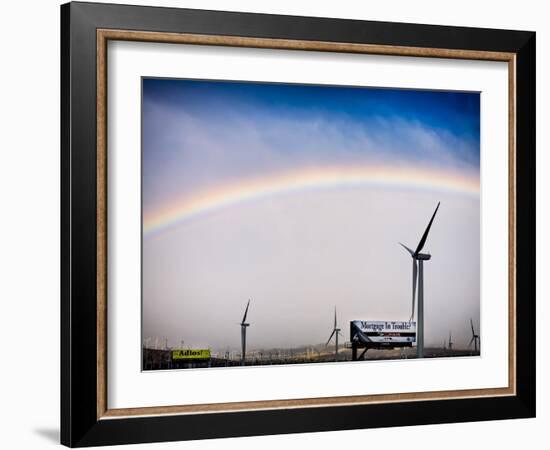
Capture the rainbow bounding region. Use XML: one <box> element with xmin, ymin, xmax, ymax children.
<box><xmin>143</xmin><ymin>165</ymin><xmax>479</xmax><ymax>237</ymax></box>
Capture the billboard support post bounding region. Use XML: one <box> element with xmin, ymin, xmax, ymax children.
<box><xmin>351</xmin><ymin>342</ymin><xmax>369</xmax><ymax>361</ymax></box>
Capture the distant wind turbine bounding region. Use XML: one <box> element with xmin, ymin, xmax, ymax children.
<box><xmin>240</xmin><ymin>300</ymin><xmax>251</xmax><ymax>366</ymax></box>
<box><xmin>448</xmin><ymin>331</ymin><xmax>453</xmax><ymax>351</ymax></box>
<box><xmin>469</xmin><ymin>318</ymin><xmax>480</xmax><ymax>353</ymax></box>
<box><xmin>400</xmin><ymin>201</ymin><xmax>440</xmax><ymax>358</ymax></box>
<box><xmin>326</xmin><ymin>307</ymin><xmax>343</xmax><ymax>361</ymax></box>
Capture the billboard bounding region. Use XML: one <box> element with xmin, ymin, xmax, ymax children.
<box><xmin>351</xmin><ymin>320</ymin><xmax>416</xmax><ymax>347</ymax></box>
<box><xmin>172</xmin><ymin>349</ymin><xmax>211</xmax><ymax>360</ymax></box>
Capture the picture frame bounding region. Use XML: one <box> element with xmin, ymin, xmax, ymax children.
<box><xmin>60</xmin><ymin>1</ymin><xmax>535</xmax><ymax>447</ymax></box>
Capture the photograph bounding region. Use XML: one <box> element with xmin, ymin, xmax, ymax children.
<box><xmin>141</xmin><ymin>78</ymin><xmax>481</xmax><ymax>370</ymax></box>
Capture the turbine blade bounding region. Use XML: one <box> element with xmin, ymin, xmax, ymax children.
<box><xmin>242</xmin><ymin>299</ymin><xmax>250</xmax><ymax>324</ymax></box>
<box><xmin>414</xmin><ymin>202</ymin><xmax>440</xmax><ymax>256</ymax></box>
<box><xmin>326</xmin><ymin>329</ymin><xmax>336</xmax><ymax>346</ymax></box>
<box><xmin>470</xmin><ymin>318</ymin><xmax>475</xmax><ymax>336</ymax></box>
<box><xmin>399</xmin><ymin>242</ymin><xmax>414</xmax><ymax>256</ymax></box>
<box><xmin>410</xmin><ymin>259</ymin><xmax>417</xmax><ymax>321</ymax></box>
<box><xmin>469</xmin><ymin>336</ymin><xmax>475</xmax><ymax>347</ymax></box>
<box><xmin>334</xmin><ymin>307</ymin><xmax>337</xmax><ymax>328</ymax></box>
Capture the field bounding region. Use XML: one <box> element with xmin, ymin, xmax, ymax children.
<box><xmin>143</xmin><ymin>346</ymin><xmax>480</xmax><ymax>370</ymax></box>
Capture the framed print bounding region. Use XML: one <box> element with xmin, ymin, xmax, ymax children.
<box><xmin>60</xmin><ymin>1</ymin><xmax>536</xmax><ymax>447</ymax></box>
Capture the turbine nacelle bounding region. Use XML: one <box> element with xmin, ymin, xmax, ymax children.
<box><xmin>415</xmin><ymin>253</ymin><xmax>431</xmax><ymax>261</ymax></box>
<box><xmin>399</xmin><ymin>244</ymin><xmax>432</xmax><ymax>261</ymax></box>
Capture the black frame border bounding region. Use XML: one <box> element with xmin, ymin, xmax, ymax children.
<box><xmin>61</xmin><ymin>2</ymin><xmax>535</xmax><ymax>447</ymax></box>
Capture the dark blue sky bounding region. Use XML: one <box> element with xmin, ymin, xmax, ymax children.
<box><xmin>143</xmin><ymin>77</ymin><xmax>480</xmax><ymax>149</ymax></box>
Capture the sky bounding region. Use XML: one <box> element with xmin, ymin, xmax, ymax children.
<box><xmin>141</xmin><ymin>78</ymin><xmax>480</xmax><ymax>353</ymax></box>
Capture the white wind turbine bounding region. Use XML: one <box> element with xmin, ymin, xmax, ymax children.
<box><xmin>469</xmin><ymin>318</ymin><xmax>480</xmax><ymax>353</ymax></box>
<box><xmin>239</xmin><ymin>300</ymin><xmax>251</xmax><ymax>366</ymax></box>
<box><xmin>400</xmin><ymin>202</ymin><xmax>440</xmax><ymax>358</ymax></box>
<box><xmin>326</xmin><ymin>307</ymin><xmax>343</xmax><ymax>361</ymax></box>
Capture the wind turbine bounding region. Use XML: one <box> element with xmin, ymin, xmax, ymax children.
<box><xmin>469</xmin><ymin>318</ymin><xmax>480</xmax><ymax>353</ymax></box>
<box><xmin>240</xmin><ymin>300</ymin><xmax>251</xmax><ymax>366</ymax></box>
<box><xmin>448</xmin><ymin>331</ymin><xmax>453</xmax><ymax>351</ymax></box>
<box><xmin>400</xmin><ymin>201</ymin><xmax>440</xmax><ymax>358</ymax></box>
<box><xmin>326</xmin><ymin>307</ymin><xmax>343</xmax><ymax>361</ymax></box>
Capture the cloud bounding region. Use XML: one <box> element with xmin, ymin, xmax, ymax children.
<box><xmin>142</xmin><ymin>100</ymin><xmax>479</xmax><ymax>215</ymax></box>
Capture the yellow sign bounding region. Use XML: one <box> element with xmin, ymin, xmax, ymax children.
<box><xmin>172</xmin><ymin>349</ymin><xmax>211</xmax><ymax>360</ymax></box>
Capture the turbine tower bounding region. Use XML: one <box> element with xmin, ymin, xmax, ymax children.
<box><xmin>240</xmin><ymin>299</ymin><xmax>251</xmax><ymax>366</ymax></box>
<box><xmin>448</xmin><ymin>331</ymin><xmax>453</xmax><ymax>351</ymax></box>
<box><xmin>400</xmin><ymin>201</ymin><xmax>440</xmax><ymax>359</ymax></box>
<box><xmin>326</xmin><ymin>307</ymin><xmax>343</xmax><ymax>361</ymax></box>
<box><xmin>469</xmin><ymin>318</ymin><xmax>480</xmax><ymax>353</ymax></box>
